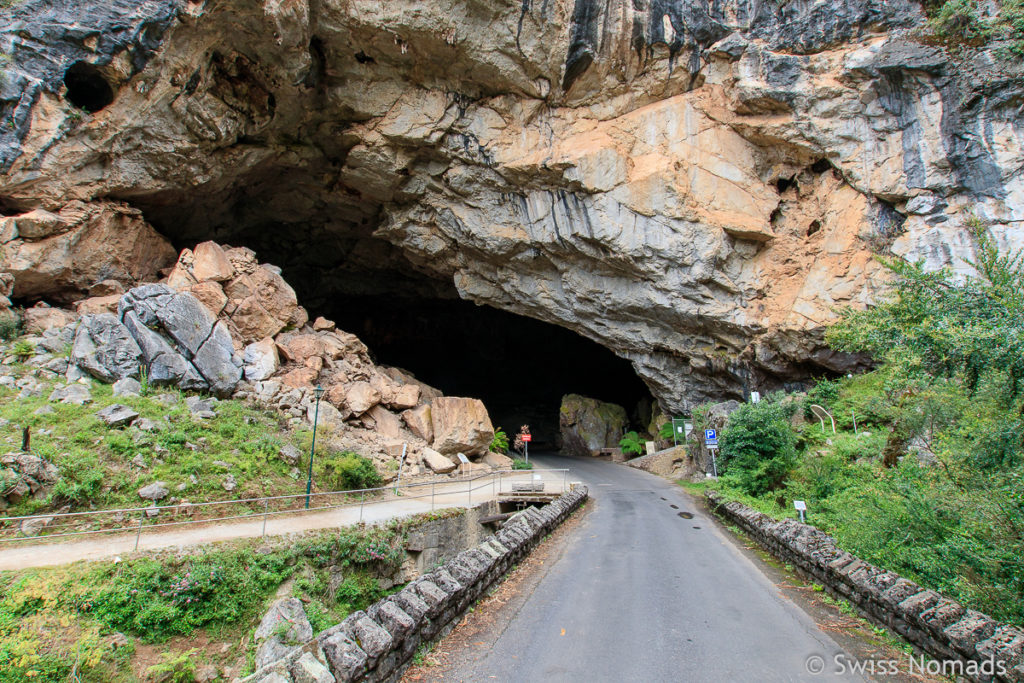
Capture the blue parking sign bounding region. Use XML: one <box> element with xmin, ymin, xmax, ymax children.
<box><xmin>704</xmin><ymin>429</ymin><xmax>717</xmax><ymax>441</ymax></box>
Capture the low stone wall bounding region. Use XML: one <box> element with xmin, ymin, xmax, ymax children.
<box><xmin>706</xmin><ymin>492</ymin><xmax>1024</xmax><ymax>682</ymax></box>
<box><xmin>243</xmin><ymin>487</ymin><xmax>589</xmax><ymax>683</ymax></box>
<box><xmin>626</xmin><ymin>445</ymin><xmax>687</xmax><ymax>477</ymax></box>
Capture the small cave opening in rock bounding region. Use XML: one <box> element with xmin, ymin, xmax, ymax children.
<box><xmin>63</xmin><ymin>61</ymin><xmax>114</xmax><ymax>112</ymax></box>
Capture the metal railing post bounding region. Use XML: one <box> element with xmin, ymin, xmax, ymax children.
<box><xmin>468</xmin><ymin>478</ymin><xmax>471</xmax><ymax>505</ymax></box>
<box><xmin>563</xmin><ymin>470</ymin><xmax>567</xmax><ymax>492</ymax></box>
<box><xmin>431</xmin><ymin>481</ymin><xmax>435</xmax><ymax>511</ymax></box>
<box><xmin>262</xmin><ymin>498</ymin><xmax>269</xmax><ymax>537</ymax></box>
<box><xmin>134</xmin><ymin>511</ymin><xmax>144</xmax><ymax>551</ymax></box>
<box><xmin>359</xmin><ymin>491</ymin><xmax>365</xmax><ymax>523</ymax></box>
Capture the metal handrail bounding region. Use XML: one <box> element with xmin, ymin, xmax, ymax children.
<box><xmin>0</xmin><ymin>467</ymin><xmax>571</xmax><ymax>546</ymax></box>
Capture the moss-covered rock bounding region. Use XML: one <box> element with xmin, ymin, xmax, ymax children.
<box><xmin>558</xmin><ymin>394</ymin><xmax>627</xmax><ymax>457</ymax></box>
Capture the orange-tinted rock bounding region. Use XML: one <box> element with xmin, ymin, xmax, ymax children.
<box><xmin>191</xmin><ymin>241</ymin><xmax>235</xmax><ymax>282</ymax></box>
<box><xmin>75</xmin><ymin>294</ymin><xmax>120</xmax><ymax>315</ymax></box>
<box><xmin>430</xmin><ymin>397</ymin><xmax>494</xmax><ymax>456</ymax></box>
<box><xmin>401</xmin><ymin>404</ymin><xmax>433</xmax><ymax>443</ymax></box>
<box><xmin>189</xmin><ymin>281</ymin><xmax>228</xmax><ymax>316</ymax></box>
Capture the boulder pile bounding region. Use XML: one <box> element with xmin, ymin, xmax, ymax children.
<box><xmin>18</xmin><ymin>241</ymin><xmax>503</xmax><ymax>477</ymax></box>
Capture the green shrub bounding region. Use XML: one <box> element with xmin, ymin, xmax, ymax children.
<box><xmin>827</xmin><ymin>431</ymin><xmax>887</xmax><ymax>462</ymax></box>
<box><xmin>0</xmin><ymin>312</ymin><xmax>20</xmax><ymax>341</ymax></box>
<box><xmin>315</xmin><ymin>452</ymin><xmax>382</xmax><ymax>491</ymax></box>
<box><xmin>802</xmin><ymin>378</ymin><xmax>841</xmax><ymax>419</ymax></box>
<box><xmin>145</xmin><ymin>649</ymin><xmax>197</xmax><ymax>683</ymax></box>
<box><xmin>658</xmin><ymin>420</ymin><xmax>675</xmax><ymax>441</ymax></box>
<box><xmin>48</xmin><ymin>455</ymin><xmax>105</xmax><ymax>505</ymax></box>
<box><xmin>719</xmin><ymin>397</ymin><xmax>798</xmax><ymax>496</ymax></box>
<box><xmin>490</xmin><ymin>428</ymin><xmax>509</xmax><ymax>454</ymax></box>
<box><xmin>11</xmin><ymin>340</ymin><xmax>33</xmax><ymax>360</ymax></box>
<box><xmin>511</xmin><ymin>458</ymin><xmax>532</xmax><ymax>470</ymax></box>
<box><xmin>929</xmin><ymin>0</ymin><xmax>994</xmax><ymax>43</ymax></box>
<box><xmin>619</xmin><ymin>431</ymin><xmax>644</xmax><ymax>457</ymax></box>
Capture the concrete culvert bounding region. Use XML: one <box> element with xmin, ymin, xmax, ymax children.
<box><xmin>63</xmin><ymin>61</ymin><xmax>114</xmax><ymax>112</ymax></box>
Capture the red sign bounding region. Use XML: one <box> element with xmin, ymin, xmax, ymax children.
<box><xmin>521</xmin><ymin>434</ymin><xmax>532</xmax><ymax>442</ymax></box>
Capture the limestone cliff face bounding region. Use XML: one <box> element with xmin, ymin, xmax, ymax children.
<box><xmin>1</xmin><ymin>0</ymin><xmax>1022</xmax><ymax>411</ymax></box>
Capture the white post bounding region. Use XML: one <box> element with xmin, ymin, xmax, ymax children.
<box><xmin>262</xmin><ymin>498</ymin><xmax>269</xmax><ymax>537</ymax></box>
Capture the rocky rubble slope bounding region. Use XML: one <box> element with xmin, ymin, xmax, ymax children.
<box><xmin>1</xmin><ymin>0</ymin><xmax>1022</xmax><ymax>411</ymax></box>
<box><xmin>11</xmin><ymin>239</ymin><xmax>504</xmax><ymax>480</ymax></box>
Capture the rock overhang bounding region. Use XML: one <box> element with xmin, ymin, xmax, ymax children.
<box><xmin>1</xmin><ymin>0</ymin><xmax>1023</xmax><ymax>411</ymax></box>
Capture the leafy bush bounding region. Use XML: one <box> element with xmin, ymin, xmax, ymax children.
<box><xmin>802</xmin><ymin>378</ymin><xmax>840</xmax><ymax>419</ymax></box>
<box><xmin>490</xmin><ymin>428</ymin><xmax>509</xmax><ymax>454</ymax></box>
<box><xmin>619</xmin><ymin>431</ymin><xmax>644</xmax><ymax>457</ymax></box>
<box><xmin>11</xmin><ymin>340</ymin><xmax>34</xmax><ymax>360</ymax></box>
<box><xmin>658</xmin><ymin>420</ymin><xmax>675</xmax><ymax>441</ymax></box>
<box><xmin>315</xmin><ymin>452</ymin><xmax>382</xmax><ymax>491</ymax></box>
<box><xmin>511</xmin><ymin>458</ymin><xmax>532</xmax><ymax>470</ymax></box>
<box><xmin>0</xmin><ymin>312</ymin><xmax>20</xmax><ymax>341</ymax></box>
<box><xmin>719</xmin><ymin>397</ymin><xmax>797</xmax><ymax>496</ymax></box>
<box><xmin>47</xmin><ymin>454</ymin><xmax>105</xmax><ymax>505</ymax></box>
<box><xmin>146</xmin><ymin>649</ymin><xmax>197</xmax><ymax>683</ymax></box>
<box><xmin>929</xmin><ymin>0</ymin><xmax>994</xmax><ymax>42</ymax></box>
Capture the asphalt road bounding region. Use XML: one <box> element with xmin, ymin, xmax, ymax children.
<box><xmin>444</xmin><ymin>453</ymin><xmax>865</xmax><ymax>682</ymax></box>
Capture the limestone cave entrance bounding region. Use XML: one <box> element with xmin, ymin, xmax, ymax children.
<box><xmin>137</xmin><ymin>190</ymin><xmax>651</xmax><ymax>448</ymax></box>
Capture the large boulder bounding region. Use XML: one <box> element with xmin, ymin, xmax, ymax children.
<box><xmin>430</xmin><ymin>397</ymin><xmax>494</xmax><ymax>457</ymax></box>
<box><xmin>191</xmin><ymin>321</ymin><xmax>242</xmax><ymax>397</ymax></box>
<box><xmin>401</xmin><ymin>404</ymin><xmax>433</xmax><ymax>443</ymax></box>
<box><xmin>243</xmin><ymin>337</ymin><xmax>280</xmax><ymax>381</ymax></box>
<box><xmin>22</xmin><ymin>304</ymin><xmax>77</xmax><ymax>334</ymax></box>
<box><xmin>559</xmin><ymin>394</ymin><xmax>628</xmax><ymax>457</ymax></box>
<box><xmin>422</xmin><ymin>446</ymin><xmax>456</xmax><ymax>474</ymax></box>
<box><xmin>121</xmin><ymin>310</ymin><xmax>208</xmax><ymax>390</ymax></box>
<box><xmin>71</xmin><ymin>314</ymin><xmax>143</xmax><ymax>382</ymax></box>
<box><xmin>0</xmin><ymin>201</ymin><xmax>176</xmax><ymax>302</ymax></box>
<box><xmin>345</xmin><ymin>381</ymin><xmax>381</xmax><ymax>415</ymax></box>
<box><xmin>118</xmin><ymin>285</ymin><xmax>242</xmax><ymax>396</ymax></box>
<box><xmin>368</xmin><ymin>405</ymin><xmax>404</xmax><ymax>440</ymax></box>
<box><xmin>190</xmin><ymin>241</ymin><xmax>235</xmax><ymax>282</ymax></box>
<box><xmin>222</xmin><ymin>266</ymin><xmax>307</xmax><ymax>344</ymax></box>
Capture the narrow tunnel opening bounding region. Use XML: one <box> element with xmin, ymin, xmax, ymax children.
<box><xmin>63</xmin><ymin>61</ymin><xmax>114</xmax><ymax>112</ymax></box>
<box><xmin>324</xmin><ymin>296</ymin><xmax>651</xmax><ymax>448</ymax></box>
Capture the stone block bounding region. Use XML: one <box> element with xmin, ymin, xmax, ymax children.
<box><xmin>944</xmin><ymin>610</ymin><xmax>997</xmax><ymax>657</ymax></box>
<box><xmin>368</xmin><ymin>600</ymin><xmax>416</xmax><ymax>643</ymax></box>
<box><xmin>347</xmin><ymin>612</ymin><xmax>392</xmax><ymax>667</ymax></box>
<box><xmin>319</xmin><ymin>630</ymin><xmax>367</xmax><ymax>682</ymax></box>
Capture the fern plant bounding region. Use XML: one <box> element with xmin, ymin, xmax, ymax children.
<box><xmin>619</xmin><ymin>431</ymin><xmax>644</xmax><ymax>457</ymax></box>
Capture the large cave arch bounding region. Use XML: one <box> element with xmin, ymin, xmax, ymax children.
<box><xmin>129</xmin><ymin>169</ymin><xmax>653</xmax><ymax>448</ymax></box>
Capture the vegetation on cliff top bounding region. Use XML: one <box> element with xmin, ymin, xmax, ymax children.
<box><xmin>695</xmin><ymin>225</ymin><xmax>1024</xmax><ymax>626</ymax></box>
<box><xmin>926</xmin><ymin>0</ymin><xmax>1024</xmax><ymax>52</ymax></box>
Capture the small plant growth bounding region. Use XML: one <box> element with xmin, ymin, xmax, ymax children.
<box><xmin>490</xmin><ymin>427</ymin><xmax>509</xmax><ymax>454</ymax></box>
<box><xmin>618</xmin><ymin>430</ymin><xmax>644</xmax><ymax>457</ymax></box>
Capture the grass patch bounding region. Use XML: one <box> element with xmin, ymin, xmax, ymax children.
<box><xmin>0</xmin><ymin>511</ymin><xmax>455</xmax><ymax>682</ymax></box>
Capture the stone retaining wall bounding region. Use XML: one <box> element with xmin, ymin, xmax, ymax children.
<box><xmin>243</xmin><ymin>487</ymin><xmax>589</xmax><ymax>683</ymax></box>
<box><xmin>706</xmin><ymin>492</ymin><xmax>1024</xmax><ymax>682</ymax></box>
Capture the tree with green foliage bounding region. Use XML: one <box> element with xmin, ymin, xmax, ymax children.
<box><xmin>719</xmin><ymin>396</ymin><xmax>798</xmax><ymax>496</ymax></box>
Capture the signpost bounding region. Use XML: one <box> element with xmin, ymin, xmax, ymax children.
<box><xmin>794</xmin><ymin>500</ymin><xmax>807</xmax><ymax>523</ymax></box>
<box><xmin>670</xmin><ymin>418</ymin><xmax>692</xmax><ymax>447</ymax></box>
<box><xmin>521</xmin><ymin>433</ymin><xmax>532</xmax><ymax>462</ymax></box>
<box><xmin>809</xmin><ymin>405</ymin><xmax>836</xmax><ymax>434</ymax></box>
<box><xmin>704</xmin><ymin>429</ymin><xmax>719</xmax><ymax>477</ymax></box>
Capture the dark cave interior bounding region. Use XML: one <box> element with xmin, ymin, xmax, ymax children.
<box><xmin>141</xmin><ymin>188</ymin><xmax>652</xmax><ymax>447</ymax></box>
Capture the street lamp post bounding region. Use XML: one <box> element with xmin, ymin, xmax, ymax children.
<box><xmin>305</xmin><ymin>385</ymin><xmax>325</xmax><ymax>509</ymax></box>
